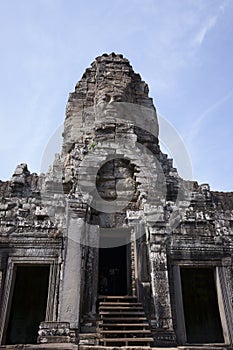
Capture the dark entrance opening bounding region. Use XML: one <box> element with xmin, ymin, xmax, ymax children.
<box><xmin>5</xmin><ymin>265</ymin><xmax>50</xmax><ymax>345</ymax></box>
<box><xmin>99</xmin><ymin>244</ymin><xmax>128</xmax><ymax>296</ymax></box>
<box><xmin>180</xmin><ymin>267</ymin><xmax>224</xmax><ymax>344</ymax></box>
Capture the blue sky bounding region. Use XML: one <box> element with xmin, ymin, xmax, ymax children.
<box><xmin>0</xmin><ymin>0</ymin><xmax>233</xmax><ymax>191</ymax></box>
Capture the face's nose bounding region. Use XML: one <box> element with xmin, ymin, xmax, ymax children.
<box><xmin>109</xmin><ymin>95</ymin><xmax>123</xmax><ymax>103</ymax></box>
<box><xmin>109</xmin><ymin>96</ymin><xmax>115</xmax><ymax>104</ymax></box>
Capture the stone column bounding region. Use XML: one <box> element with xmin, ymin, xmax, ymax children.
<box><xmin>82</xmin><ymin>224</ymin><xmax>99</xmax><ymax>317</ymax></box>
<box><xmin>0</xmin><ymin>269</ymin><xmax>2</xmax><ymax>299</ymax></box>
<box><xmin>58</xmin><ymin>200</ymin><xmax>87</xmax><ymax>329</ymax></box>
<box><xmin>127</xmin><ymin>210</ymin><xmax>144</xmax><ymax>297</ymax></box>
<box><xmin>149</xmin><ymin>225</ymin><xmax>176</xmax><ymax>347</ymax></box>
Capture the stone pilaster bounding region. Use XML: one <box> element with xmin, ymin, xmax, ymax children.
<box><xmin>148</xmin><ymin>220</ymin><xmax>176</xmax><ymax>346</ymax></box>
<box><xmin>149</xmin><ymin>244</ymin><xmax>176</xmax><ymax>346</ymax></box>
<box><xmin>58</xmin><ymin>200</ymin><xmax>88</xmax><ymax>330</ymax></box>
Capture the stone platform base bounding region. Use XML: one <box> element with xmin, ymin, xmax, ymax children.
<box><xmin>79</xmin><ymin>347</ymin><xmax>230</xmax><ymax>350</ymax></box>
<box><xmin>79</xmin><ymin>347</ymin><xmax>153</xmax><ymax>350</ymax></box>
<box><xmin>0</xmin><ymin>345</ymin><xmax>231</xmax><ymax>350</ymax></box>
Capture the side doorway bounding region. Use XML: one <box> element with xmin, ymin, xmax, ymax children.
<box><xmin>3</xmin><ymin>265</ymin><xmax>50</xmax><ymax>345</ymax></box>
<box><xmin>174</xmin><ymin>265</ymin><xmax>230</xmax><ymax>345</ymax></box>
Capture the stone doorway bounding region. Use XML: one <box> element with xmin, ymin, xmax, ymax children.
<box><xmin>180</xmin><ymin>267</ymin><xmax>224</xmax><ymax>344</ymax></box>
<box><xmin>98</xmin><ymin>245</ymin><xmax>127</xmax><ymax>295</ymax></box>
<box><xmin>4</xmin><ymin>265</ymin><xmax>50</xmax><ymax>345</ymax></box>
<box><xmin>98</xmin><ymin>229</ymin><xmax>132</xmax><ymax>296</ymax></box>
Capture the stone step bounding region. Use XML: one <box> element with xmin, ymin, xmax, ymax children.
<box><xmin>100</xmin><ymin>311</ymin><xmax>145</xmax><ymax>315</ymax></box>
<box><xmin>96</xmin><ymin>296</ymin><xmax>153</xmax><ymax>347</ymax></box>
<box><xmin>79</xmin><ymin>347</ymin><xmax>152</xmax><ymax>350</ymax></box>
<box><xmin>99</xmin><ymin>337</ymin><xmax>154</xmax><ymax>346</ymax></box>
<box><xmin>99</xmin><ymin>306</ymin><xmax>144</xmax><ymax>310</ymax></box>
<box><xmin>100</xmin><ymin>330</ymin><xmax>151</xmax><ymax>334</ymax></box>
<box><xmin>100</xmin><ymin>317</ymin><xmax>147</xmax><ymax>321</ymax></box>
<box><xmin>99</xmin><ymin>322</ymin><xmax>150</xmax><ymax>328</ymax></box>
<box><xmin>98</xmin><ymin>295</ymin><xmax>137</xmax><ymax>302</ymax></box>
<box><xmin>99</xmin><ymin>302</ymin><xmax>142</xmax><ymax>306</ymax></box>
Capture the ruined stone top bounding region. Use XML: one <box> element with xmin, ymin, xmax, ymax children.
<box><xmin>62</xmin><ymin>53</ymin><xmax>158</xmax><ymax>154</ymax></box>
<box><xmin>74</xmin><ymin>52</ymin><xmax>154</xmax><ymax>108</ymax></box>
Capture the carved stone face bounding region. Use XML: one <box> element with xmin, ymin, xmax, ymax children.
<box><xmin>94</xmin><ymin>89</ymin><xmax>129</xmax><ymax>119</ymax></box>
<box><xmin>96</xmin><ymin>93</ymin><xmax>126</xmax><ymax>104</ymax></box>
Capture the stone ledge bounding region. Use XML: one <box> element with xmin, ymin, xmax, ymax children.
<box><xmin>0</xmin><ymin>346</ymin><xmax>231</xmax><ymax>350</ymax></box>
<box><xmin>0</xmin><ymin>344</ymin><xmax>78</xmax><ymax>350</ymax></box>
<box><xmin>79</xmin><ymin>347</ymin><xmax>230</xmax><ymax>350</ymax></box>
<box><xmin>79</xmin><ymin>347</ymin><xmax>175</xmax><ymax>350</ymax></box>
<box><xmin>79</xmin><ymin>347</ymin><xmax>153</xmax><ymax>350</ymax></box>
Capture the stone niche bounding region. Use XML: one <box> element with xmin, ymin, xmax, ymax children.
<box><xmin>0</xmin><ymin>53</ymin><xmax>233</xmax><ymax>349</ymax></box>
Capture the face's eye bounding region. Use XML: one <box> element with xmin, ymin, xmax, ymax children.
<box><xmin>114</xmin><ymin>95</ymin><xmax>124</xmax><ymax>102</ymax></box>
<box><xmin>102</xmin><ymin>94</ymin><xmax>110</xmax><ymax>102</ymax></box>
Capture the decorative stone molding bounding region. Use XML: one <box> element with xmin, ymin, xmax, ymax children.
<box><xmin>38</xmin><ymin>322</ymin><xmax>76</xmax><ymax>344</ymax></box>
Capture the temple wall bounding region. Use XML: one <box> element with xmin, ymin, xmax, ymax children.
<box><xmin>0</xmin><ymin>53</ymin><xmax>233</xmax><ymax>348</ymax></box>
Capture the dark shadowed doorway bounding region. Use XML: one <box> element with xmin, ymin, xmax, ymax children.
<box><xmin>4</xmin><ymin>265</ymin><xmax>50</xmax><ymax>345</ymax></box>
<box><xmin>180</xmin><ymin>267</ymin><xmax>224</xmax><ymax>344</ymax></box>
<box><xmin>98</xmin><ymin>228</ymin><xmax>131</xmax><ymax>296</ymax></box>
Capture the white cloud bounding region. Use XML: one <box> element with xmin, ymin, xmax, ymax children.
<box><xmin>194</xmin><ymin>15</ymin><xmax>218</xmax><ymax>45</ymax></box>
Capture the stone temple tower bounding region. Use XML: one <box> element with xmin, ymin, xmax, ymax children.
<box><xmin>0</xmin><ymin>53</ymin><xmax>233</xmax><ymax>349</ymax></box>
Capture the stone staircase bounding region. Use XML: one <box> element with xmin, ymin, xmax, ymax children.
<box><xmin>97</xmin><ymin>295</ymin><xmax>154</xmax><ymax>347</ymax></box>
